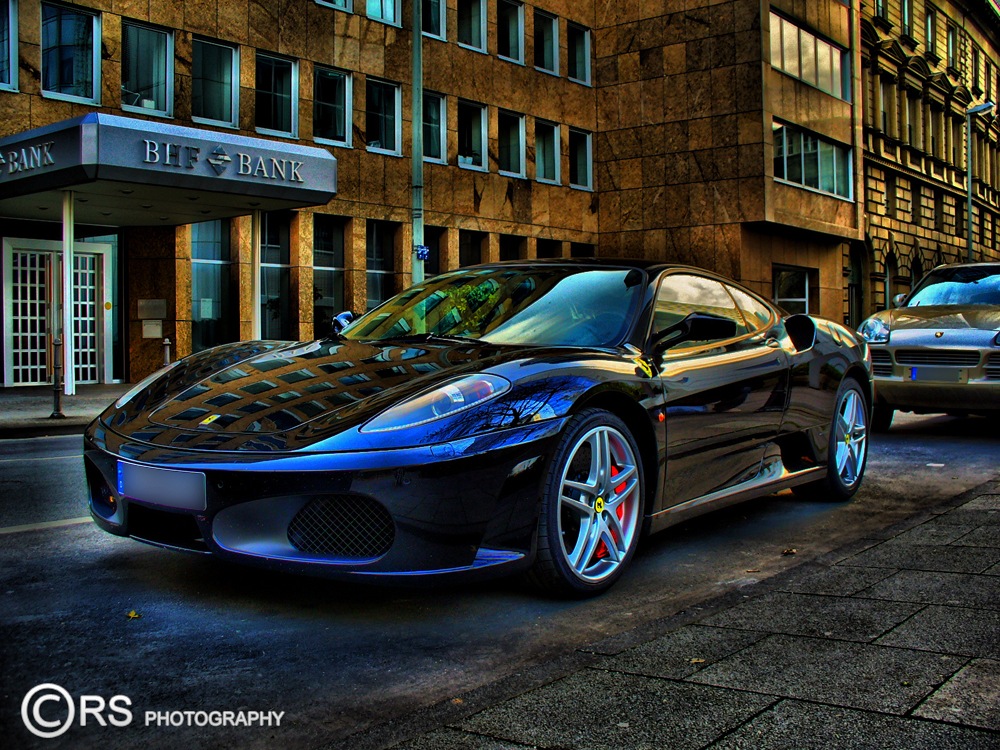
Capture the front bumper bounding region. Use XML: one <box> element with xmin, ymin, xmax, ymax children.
<box><xmin>84</xmin><ymin>417</ymin><xmax>566</xmax><ymax>582</ymax></box>
<box><xmin>870</xmin><ymin>345</ymin><xmax>1000</xmax><ymax>412</ymax></box>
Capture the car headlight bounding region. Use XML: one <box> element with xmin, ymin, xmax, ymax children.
<box><xmin>858</xmin><ymin>317</ymin><xmax>891</xmax><ymax>344</ymax></box>
<box><xmin>114</xmin><ymin>360</ymin><xmax>182</xmax><ymax>409</ymax></box>
<box><xmin>361</xmin><ymin>374</ymin><xmax>511</xmax><ymax>433</ymax></box>
<box><xmin>995</xmin><ymin>331</ymin><xmax>1000</xmax><ymax>346</ymax></box>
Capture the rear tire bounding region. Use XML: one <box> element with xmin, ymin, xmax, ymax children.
<box><xmin>526</xmin><ymin>409</ymin><xmax>644</xmax><ymax>597</ymax></box>
<box><xmin>871</xmin><ymin>402</ymin><xmax>894</xmax><ymax>432</ymax></box>
<box><xmin>792</xmin><ymin>377</ymin><xmax>869</xmax><ymax>503</ymax></box>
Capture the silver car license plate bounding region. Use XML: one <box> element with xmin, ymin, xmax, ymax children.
<box><xmin>117</xmin><ymin>461</ymin><xmax>207</xmax><ymax>511</ymax></box>
<box><xmin>908</xmin><ymin>367</ymin><xmax>966</xmax><ymax>383</ymax></box>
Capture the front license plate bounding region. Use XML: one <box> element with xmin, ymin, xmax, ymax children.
<box><xmin>909</xmin><ymin>367</ymin><xmax>966</xmax><ymax>383</ymax></box>
<box><xmin>117</xmin><ymin>461</ymin><xmax>207</xmax><ymax>511</ymax></box>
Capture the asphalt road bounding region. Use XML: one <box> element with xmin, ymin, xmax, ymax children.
<box><xmin>1</xmin><ymin>412</ymin><xmax>998</xmax><ymax>749</ymax></box>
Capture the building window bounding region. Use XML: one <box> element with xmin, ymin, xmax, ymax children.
<box><xmin>569</xmin><ymin>128</ymin><xmax>592</xmax><ymax>189</ymax></box>
<box><xmin>1</xmin><ymin>0</ymin><xmax>17</xmax><ymax>91</ymax></box>
<box><xmin>499</xmin><ymin>234</ymin><xmax>523</xmax><ymax>261</ymax></box>
<box><xmin>422</xmin><ymin>226</ymin><xmax>444</xmax><ymax>275</ymax></box>
<box><xmin>366</xmin><ymin>78</ymin><xmax>401</xmax><ymax>154</ymax></box>
<box><xmin>987</xmin><ymin>62</ymin><xmax>993</xmax><ymax>101</ymax></box>
<box><xmin>424</xmin><ymin>91</ymin><xmax>446</xmax><ymax>163</ymax></box>
<box><xmin>947</xmin><ymin>25</ymin><xmax>957</xmax><ymax>69</ymax></box>
<box><xmin>459</xmin><ymin>229</ymin><xmax>486</xmax><ymax>266</ymax></box>
<box><xmin>571</xmin><ymin>242</ymin><xmax>594</xmax><ymax>257</ymax></box>
<box><xmin>121</xmin><ymin>22</ymin><xmax>172</xmax><ymax>115</ymax></box>
<box><xmin>536</xmin><ymin>238</ymin><xmax>561</xmax><ymax>258</ymax></box>
<box><xmin>423</xmin><ymin>0</ymin><xmax>444</xmax><ymax>39</ymax></box>
<box><xmin>193</xmin><ymin>38</ymin><xmax>239</xmax><ymax>126</ymax></box>
<box><xmin>41</xmin><ymin>3</ymin><xmax>100</xmax><ymax>104</ymax></box>
<box><xmin>874</xmin><ymin>0</ymin><xmax>886</xmax><ymax>20</ymax></box>
<box><xmin>772</xmin><ymin>121</ymin><xmax>851</xmax><ymax>199</ymax></box>
<box><xmin>567</xmin><ymin>22</ymin><xmax>591</xmax><ymax>84</ymax></box>
<box><xmin>255</xmin><ymin>53</ymin><xmax>297</xmax><ymax>136</ymax></box>
<box><xmin>498</xmin><ymin>110</ymin><xmax>525</xmax><ymax>176</ymax></box>
<box><xmin>773</xmin><ymin>266</ymin><xmax>811</xmax><ymax>314</ymax></box>
<box><xmin>535</xmin><ymin>120</ymin><xmax>560</xmax><ymax>183</ymax></box>
<box><xmin>261</xmin><ymin>212</ymin><xmax>292</xmax><ymax>340</ymax></box>
<box><xmin>367</xmin><ymin>0</ymin><xmax>397</xmax><ymax>24</ymax></box>
<box><xmin>972</xmin><ymin>47</ymin><xmax>981</xmax><ymax>91</ymax></box>
<box><xmin>457</xmin><ymin>0</ymin><xmax>485</xmax><ymax>51</ymax></box>
<box><xmin>314</xmin><ymin>67</ymin><xmax>351</xmax><ymax>146</ymax></box>
<box><xmin>366</xmin><ymin>220</ymin><xmax>397</xmax><ymax>310</ymax></box>
<box><xmin>925</xmin><ymin>9</ymin><xmax>937</xmax><ymax>56</ymax></box>
<box><xmin>769</xmin><ymin>13</ymin><xmax>847</xmax><ymax>101</ymax></box>
<box><xmin>497</xmin><ymin>0</ymin><xmax>524</xmax><ymax>64</ymax></box>
<box><xmin>313</xmin><ymin>215</ymin><xmax>346</xmax><ymax>335</ymax></box>
<box><xmin>317</xmin><ymin>0</ymin><xmax>350</xmax><ymax>9</ymax></box>
<box><xmin>458</xmin><ymin>100</ymin><xmax>487</xmax><ymax>170</ymax></box>
<box><xmin>534</xmin><ymin>10</ymin><xmax>558</xmax><ymax>74</ymax></box>
<box><xmin>901</xmin><ymin>0</ymin><xmax>912</xmax><ymax>36</ymax></box>
<box><xmin>191</xmin><ymin>221</ymin><xmax>235</xmax><ymax>353</ymax></box>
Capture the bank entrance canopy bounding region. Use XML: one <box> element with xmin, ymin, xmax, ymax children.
<box><xmin>0</xmin><ymin>114</ymin><xmax>338</xmax><ymax>393</ymax></box>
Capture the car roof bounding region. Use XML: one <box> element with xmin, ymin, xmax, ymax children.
<box><xmin>476</xmin><ymin>258</ymin><xmax>723</xmax><ymax>275</ymax></box>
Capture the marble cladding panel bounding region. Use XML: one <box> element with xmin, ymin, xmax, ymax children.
<box><xmin>184</xmin><ymin>0</ymin><xmax>218</xmax><ymax>37</ymax></box>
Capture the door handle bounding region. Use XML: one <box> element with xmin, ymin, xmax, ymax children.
<box><xmin>764</xmin><ymin>337</ymin><xmax>781</xmax><ymax>349</ymax></box>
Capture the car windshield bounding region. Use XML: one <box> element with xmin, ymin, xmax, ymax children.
<box><xmin>905</xmin><ymin>266</ymin><xmax>1000</xmax><ymax>306</ymax></box>
<box><xmin>342</xmin><ymin>266</ymin><xmax>645</xmax><ymax>347</ymax></box>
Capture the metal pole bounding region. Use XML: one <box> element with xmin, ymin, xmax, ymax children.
<box><xmin>411</xmin><ymin>0</ymin><xmax>425</xmax><ymax>287</ymax></box>
<box><xmin>967</xmin><ymin>109</ymin><xmax>974</xmax><ymax>263</ymax></box>
<box><xmin>61</xmin><ymin>190</ymin><xmax>76</xmax><ymax>396</ymax></box>
<box><xmin>50</xmin><ymin>337</ymin><xmax>65</xmax><ymax>419</ymax></box>
<box><xmin>163</xmin><ymin>338</ymin><xmax>172</xmax><ymax>366</ymax></box>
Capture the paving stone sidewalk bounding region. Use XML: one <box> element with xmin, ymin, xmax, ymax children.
<box><xmin>330</xmin><ymin>480</ymin><xmax>1000</xmax><ymax>750</ymax></box>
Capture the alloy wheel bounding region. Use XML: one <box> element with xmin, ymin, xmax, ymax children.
<box><xmin>557</xmin><ymin>425</ymin><xmax>641</xmax><ymax>583</ymax></box>
<box><xmin>833</xmin><ymin>387</ymin><xmax>868</xmax><ymax>489</ymax></box>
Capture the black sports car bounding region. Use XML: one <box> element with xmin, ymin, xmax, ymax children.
<box><xmin>85</xmin><ymin>261</ymin><xmax>873</xmax><ymax>596</ymax></box>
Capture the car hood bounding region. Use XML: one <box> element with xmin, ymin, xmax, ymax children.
<box><xmin>889</xmin><ymin>305</ymin><xmax>1000</xmax><ymax>331</ymax></box>
<box><xmin>114</xmin><ymin>338</ymin><xmax>514</xmax><ymax>437</ymax></box>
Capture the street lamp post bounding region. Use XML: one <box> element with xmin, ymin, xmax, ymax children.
<box><xmin>965</xmin><ymin>101</ymin><xmax>994</xmax><ymax>263</ymax></box>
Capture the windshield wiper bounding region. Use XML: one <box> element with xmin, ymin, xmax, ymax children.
<box><xmin>381</xmin><ymin>333</ymin><xmax>479</xmax><ymax>345</ymax></box>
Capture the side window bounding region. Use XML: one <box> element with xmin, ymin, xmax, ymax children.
<box><xmin>726</xmin><ymin>285</ymin><xmax>775</xmax><ymax>332</ymax></box>
<box><xmin>652</xmin><ymin>274</ymin><xmax>750</xmax><ymax>349</ymax></box>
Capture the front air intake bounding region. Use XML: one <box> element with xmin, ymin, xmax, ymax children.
<box><xmin>287</xmin><ymin>494</ymin><xmax>395</xmax><ymax>560</ymax></box>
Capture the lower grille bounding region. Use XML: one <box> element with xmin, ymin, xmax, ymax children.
<box><xmin>870</xmin><ymin>349</ymin><xmax>893</xmax><ymax>377</ymax></box>
<box><xmin>128</xmin><ymin>503</ymin><xmax>208</xmax><ymax>552</ymax></box>
<box><xmin>894</xmin><ymin>349</ymin><xmax>981</xmax><ymax>367</ymax></box>
<box><xmin>986</xmin><ymin>353</ymin><xmax>1000</xmax><ymax>381</ymax></box>
<box><xmin>287</xmin><ymin>494</ymin><xmax>394</xmax><ymax>560</ymax></box>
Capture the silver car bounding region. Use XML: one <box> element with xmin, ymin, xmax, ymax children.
<box><xmin>858</xmin><ymin>262</ymin><xmax>1000</xmax><ymax>430</ymax></box>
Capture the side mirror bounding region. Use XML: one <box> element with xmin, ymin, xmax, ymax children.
<box><xmin>653</xmin><ymin>312</ymin><xmax>739</xmax><ymax>352</ymax></box>
<box><xmin>330</xmin><ymin>310</ymin><xmax>355</xmax><ymax>336</ymax></box>
<box><xmin>892</xmin><ymin>293</ymin><xmax>908</xmax><ymax>308</ymax></box>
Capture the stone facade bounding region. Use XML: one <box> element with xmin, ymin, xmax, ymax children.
<box><xmin>2</xmin><ymin>0</ymin><xmax>997</xmax><ymax>383</ymax></box>
<box><xmin>860</xmin><ymin>0</ymin><xmax>1000</xmax><ymax>322</ymax></box>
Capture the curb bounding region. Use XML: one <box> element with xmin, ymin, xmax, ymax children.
<box><xmin>0</xmin><ymin>419</ymin><xmax>92</xmax><ymax>440</ymax></box>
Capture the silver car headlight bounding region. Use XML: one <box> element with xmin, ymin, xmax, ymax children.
<box><xmin>361</xmin><ymin>374</ymin><xmax>511</xmax><ymax>433</ymax></box>
<box><xmin>859</xmin><ymin>317</ymin><xmax>891</xmax><ymax>344</ymax></box>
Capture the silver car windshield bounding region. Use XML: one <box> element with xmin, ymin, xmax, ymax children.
<box><xmin>343</xmin><ymin>267</ymin><xmax>645</xmax><ymax>347</ymax></box>
<box><xmin>906</xmin><ymin>267</ymin><xmax>1000</xmax><ymax>306</ymax></box>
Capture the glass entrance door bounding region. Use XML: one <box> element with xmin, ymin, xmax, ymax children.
<box><xmin>3</xmin><ymin>240</ymin><xmax>113</xmax><ymax>387</ymax></box>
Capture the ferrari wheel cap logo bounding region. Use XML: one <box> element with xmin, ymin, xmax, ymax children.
<box><xmin>199</xmin><ymin>414</ymin><xmax>221</xmax><ymax>426</ymax></box>
<box><xmin>935</xmin><ymin>331</ymin><xmax>944</xmax><ymax>338</ymax></box>
<box><xmin>595</xmin><ymin>497</ymin><xmax>605</xmax><ymax>514</ymax></box>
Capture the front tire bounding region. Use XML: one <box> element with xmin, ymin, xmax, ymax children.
<box><xmin>793</xmin><ymin>377</ymin><xmax>869</xmax><ymax>503</ymax></box>
<box><xmin>527</xmin><ymin>409</ymin><xmax>644</xmax><ymax>597</ymax></box>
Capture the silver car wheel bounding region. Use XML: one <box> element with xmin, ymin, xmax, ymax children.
<box><xmin>557</xmin><ymin>425</ymin><xmax>641</xmax><ymax>583</ymax></box>
<box><xmin>833</xmin><ymin>386</ymin><xmax>867</xmax><ymax>489</ymax></box>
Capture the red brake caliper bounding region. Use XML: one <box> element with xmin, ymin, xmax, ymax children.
<box><xmin>595</xmin><ymin>465</ymin><xmax>626</xmax><ymax>560</ymax></box>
